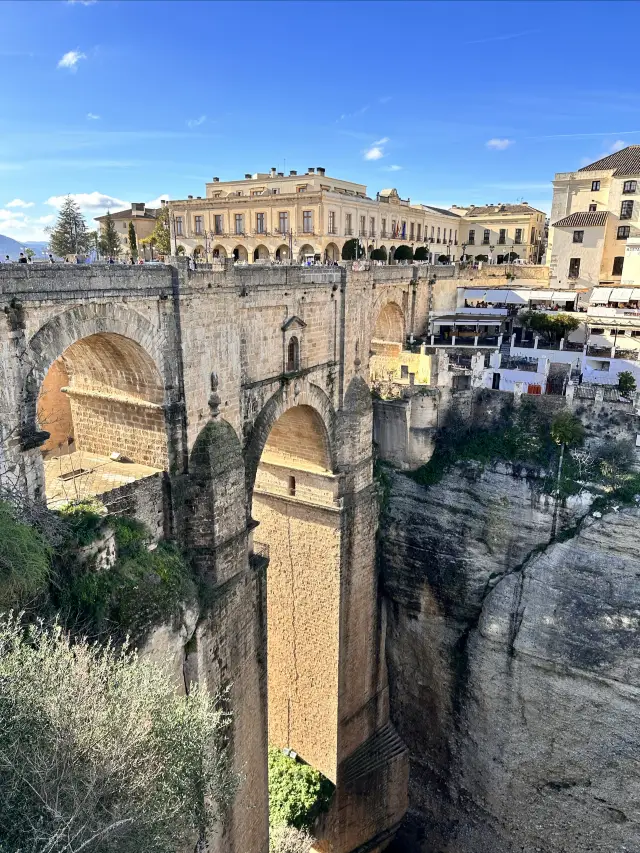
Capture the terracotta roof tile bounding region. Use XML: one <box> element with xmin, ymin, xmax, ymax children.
<box><xmin>553</xmin><ymin>211</ymin><xmax>609</xmax><ymax>228</ymax></box>
<box><xmin>578</xmin><ymin>145</ymin><xmax>640</xmax><ymax>176</ymax></box>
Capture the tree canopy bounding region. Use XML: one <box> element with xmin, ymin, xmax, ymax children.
<box><xmin>413</xmin><ymin>246</ymin><xmax>429</xmax><ymax>261</ymax></box>
<box><xmin>46</xmin><ymin>197</ymin><xmax>90</xmax><ymax>257</ymax></box>
<box><xmin>519</xmin><ymin>310</ymin><xmax>581</xmax><ymax>342</ymax></box>
<box><xmin>128</xmin><ymin>222</ymin><xmax>138</xmax><ymax>259</ymax></box>
<box><xmin>98</xmin><ymin>211</ymin><xmax>121</xmax><ymax>258</ymax></box>
<box><xmin>141</xmin><ymin>205</ymin><xmax>171</xmax><ymax>256</ymax></box>
<box><xmin>341</xmin><ymin>238</ymin><xmax>365</xmax><ymax>260</ymax></box>
<box><xmin>394</xmin><ymin>245</ymin><xmax>414</xmax><ymax>262</ymax></box>
<box><xmin>0</xmin><ymin>612</ymin><xmax>234</xmax><ymax>853</ymax></box>
<box><xmin>618</xmin><ymin>370</ymin><xmax>636</xmax><ymax>396</ymax></box>
<box><xmin>370</xmin><ymin>247</ymin><xmax>387</xmax><ymax>261</ymax></box>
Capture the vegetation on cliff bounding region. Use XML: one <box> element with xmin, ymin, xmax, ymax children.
<box><xmin>410</xmin><ymin>398</ymin><xmax>640</xmax><ymax>505</ymax></box>
<box><xmin>0</xmin><ymin>498</ymin><xmax>198</xmax><ymax>645</ymax></box>
<box><xmin>268</xmin><ymin>747</ymin><xmax>334</xmax><ymax>835</ymax></box>
<box><xmin>0</xmin><ymin>612</ymin><xmax>234</xmax><ymax>853</ymax></box>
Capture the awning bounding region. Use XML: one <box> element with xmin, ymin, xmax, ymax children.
<box><xmin>608</xmin><ymin>287</ymin><xmax>634</xmax><ymax>301</ymax></box>
<box><xmin>633</xmin><ymin>289</ymin><xmax>640</xmax><ymax>300</ymax></box>
<box><xmin>590</xmin><ymin>287</ymin><xmax>612</xmax><ymax>304</ymax></box>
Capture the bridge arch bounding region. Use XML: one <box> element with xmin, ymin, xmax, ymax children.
<box><xmin>25</xmin><ymin>304</ymin><xmax>173</xmax><ymax>505</ymax></box>
<box><xmin>245</xmin><ymin>380</ymin><xmax>340</xmax><ymax>782</ymax></box>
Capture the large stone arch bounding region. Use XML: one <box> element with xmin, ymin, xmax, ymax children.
<box><xmin>371</xmin><ymin>295</ymin><xmax>406</xmax><ymax>346</ymax></box>
<box><xmin>243</xmin><ymin>379</ymin><xmax>337</xmax><ymax>503</ymax></box>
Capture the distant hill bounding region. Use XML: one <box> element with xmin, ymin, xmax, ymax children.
<box><xmin>0</xmin><ymin>233</ymin><xmax>25</xmax><ymax>259</ymax></box>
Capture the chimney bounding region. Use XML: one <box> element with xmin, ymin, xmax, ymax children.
<box><xmin>277</xmin><ymin>171</ymin><xmax>284</xmax><ymax>177</ymax></box>
<box><xmin>270</xmin><ymin>167</ymin><xmax>277</xmax><ymax>177</ymax></box>
<box><xmin>188</xmin><ymin>195</ymin><xmax>193</xmax><ymax>199</ymax></box>
<box><xmin>161</xmin><ymin>199</ymin><xmax>166</xmax><ymax>206</ymax></box>
<box><xmin>196</xmin><ymin>196</ymin><xmax>202</xmax><ymax>199</ymax></box>
<box><xmin>212</xmin><ymin>177</ymin><xmax>220</xmax><ymax>182</ymax></box>
<box><xmin>308</xmin><ymin>167</ymin><xmax>315</xmax><ymax>174</ymax></box>
<box><xmin>289</xmin><ymin>170</ymin><xmax>297</xmax><ymax>176</ymax></box>
<box><xmin>317</xmin><ymin>167</ymin><xmax>325</xmax><ymax>176</ymax></box>
<box><xmin>244</xmin><ymin>173</ymin><xmax>251</xmax><ymax>179</ymax></box>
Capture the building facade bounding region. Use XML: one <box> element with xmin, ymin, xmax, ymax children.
<box><xmin>547</xmin><ymin>145</ymin><xmax>640</xmax><ymax>289</ymax></box>
<box><xmin>95</xmin><ymin>202</ymin><xmax>158</xmax><ymax>259</ymax></box>
<box><xmin>167</xmin><ymin>167</ymin><xmax>462</xmax><ymax>263</ymax></box>
<box><xmin>450</xmin><ymin>203</ymin><xmax>546</xmax><ymax>264</ymax></box>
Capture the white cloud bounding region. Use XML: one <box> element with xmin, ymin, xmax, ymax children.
<box><xmin>187</xmin><ymin>115</ymin><xmax>206</xmax><ymax>129</ymax></box>
<box><xmin>46</xmin><ymin>192</ymin><xmax>127</xmax><ymax>213</ymax></box>
<box><xmin>57</xmin><ymin>50</ymin><xmax>86</xmax><ymax>71</ymax></box>
<box><xmin>607</xmin><ymin>139</ymin><xmax>627</xmax><ymax>153</ymax></box>
<box><xmin>364</xmin><ymin>137</ymin><xmax>389</xmax><ymax>161</ymax></box>
<box><xmin>0</xmin><ymin>211</ymin><xmax>56</xmax><ymax>241</ymax></box>
<box><xmin>486</xmin><ymin>138</ymin><xmax>514</xmax><ymax>151</ymax></box>
<box><xmin>86</xmin><ymin>112</ymin><xmax>100</xmax><ymax>120</ymax></box>
<box><xmin>66</xmin><ymin>1</ymin><xmax>98</xmax><ymax>5</ymax></box>
<box><xmin>145</xmin><ymin>194</ymin><xmax>169</xmax><ymax>208</ymax></box>
<box><xmin>385</xmin><ymin>164</ymin><xmax>402</xmax><ymax>172</ymax></box>
<box><xmin>365</xmin><ymin>146</ymin><xmax>384</xmax><ymax>161</ymax></box>
<box><xmin>6</xmin><ymin>198</ymin><xmax>34</xmax><ymax>208</ymax></box>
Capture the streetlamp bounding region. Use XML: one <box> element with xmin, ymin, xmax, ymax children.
<box><xmin>489</xmin><ymin>244</ymin><xmax>495</xmax><ymax>264</ymax></box>
<box><xmin>461</xmin><ymin>242</ymin><xmax>468</xmax><ymax>263</ymax></box>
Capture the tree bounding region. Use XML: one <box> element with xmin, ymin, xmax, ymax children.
<box><xmin>618</xmin><ymin>370</ymin><xmax>636</xmax><ymax>397</ymax></box>
<box><xmin>503</xmin><ymin>251</ymin><xmax>519</xmax><ymax>262</ymax></box>
<box><xmin>394</xmin><ymin>245</ymin><xmax>414</xmax><ymax>262</ymax></box>
<box><xmin>519</xmin><ymin>310</ymin><xmax>580</xmax><ymax>343</ymax></box>
<box><xmin>0</xmin><ymin>612</ymin><xmax>235</xmax><ymax>853</ymax></box>
<box><xmin>437</xmin><ymin>254</ymin><xmax>449</xmax><ymax>263</ymax></box>
<box><xmin>413</xmin><ymin>246</ymin><xmax>428</xmax><ymax>261</ymax></box>
<box><xmin>268</xmin><ymin>748</ymin><xmax>333</xmax><ymax>831</ymax></box>
<box><xmin>370</xmin><ymin>247</ymin><xmax>387</xmax><ymax>261</ymax></box>
<box><xmin>45</xmin><ymin>196</ymin><xmax>90</xmax><ymax>257</ymax></box>
<box><xmin>341</xmin><ymin>238</ymin><xmax>365</xmax><ymax>260</ymax></box>
<box><xmin>270</xmin><ymin>824</ymin><xmax>315</xmax><ymax>853</ymax></box>
<box><xmin>98</xmin><ymin>211</ymin><xmax>121</xmax><ymax>258</ymax></box>
<box><xmin>475</xmin><ymin>254</ymin><xmax>489</xmax><ymax>262</ymax></box>
<box><xmin>551</xmin><ymin>410</ymin><xmax>585</xmax><ymax>497</ymax></box>
<box><xmin>142</xmin><ymin>204</ymin><xmax>171</xmax><ymax>257</ymax></box>
<box><xmin>24</xmin><ymin>248</ymin><xmax>35</xmax><ymax>261</ymax></box>
<box><xmin>128</xmin><ymin>221</ymin><xmax>138</xmax><ymax>260</ymax></box>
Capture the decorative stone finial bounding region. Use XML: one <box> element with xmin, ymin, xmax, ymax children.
<box><xmin>354</xmin><ymin>341</ymin><xmax>361</xmax><ymax>374</ymax></box>
<box><xmin>208</xmin><ymin>371</ymin><xmax>221</xmax><ymax>419</ymax></box>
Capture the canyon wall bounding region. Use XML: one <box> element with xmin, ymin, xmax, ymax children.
<box><xmin>382</xmin><ymin>463</ymin><xmax>640</xmax><ymax>852</ymax></box>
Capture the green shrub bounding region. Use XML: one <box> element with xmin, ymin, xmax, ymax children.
<box><xmin>394</xmin><ymin>245</ymin><xmax>414</xmax><ymax>262</ymax></box>
<box><xmin>52</xmin><ymin>515</ymin><xmax>197</xmax><ymax>644</ymax></box>
<box><xmin>341</xmin><ymin>238</ymin><xmax>364</xmax><ymax>260</ymax></box>
<box><xmin>268</xmin><ymin>748</ymin><xmax>334</xmax><ymax>830</ymax></box>
<box><xmin>618</xmin><ymin>370</ymin><xmax>636</xmax><ymax>396</ymax></box>
<box><xmin>413</xmin><ymin>246</ymin><xmax>428</xmax><ymax>261</ymax></box>
<box><xmin>370</xmin><ymin>247</ymin><xmax>387</xmax><ymax>261</ymax></box>
<box><xmin>0</xmin><ymin>502</ymin><xmax>51</xmax><ymax>608</ymax></box>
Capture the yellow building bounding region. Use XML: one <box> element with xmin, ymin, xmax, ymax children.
<box><xmin>450</xmin><ymin>203</ymin><xmax>546</xmax><ymax>264</ymax></box>
<box><xmin>547</xmin><ymin>145</ymin><xmax>640</xmax><ymax>289</ymax></box>
<box><xmin>167</xmin><ymin>167</ymin><xmax>462</xmax><ymax>263</ymax></box>
<box><xmin>95</xmin><ymin>202</ymin><xmax>159</xmax><ymax>259</ymax></box>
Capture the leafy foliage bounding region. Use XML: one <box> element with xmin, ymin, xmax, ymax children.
<box><xmin>394</xmin><ymin>245</ymin><xmax>414</xmax><ymax>262</ymax></box>
<box><xmin>413</xmin><ymin>246</ymin><xmax>428</xmax><ymax>261</ymax></box>
<box><xmin>45</xmin><ymin>196</ymin><xmax>90</xmax><ymax>257</ymax></box>
<box><xmin>269</xmin><ymin>824</ymin><xmax>315</xmax><ymax>853</ymax></box>
<box><xmin>410</xmin><ymin>399</ymin><xmax>557</xmax><ymax>487</ymax></box>
<box><xmin>519</xmin><ymin>310</ymin><xmax>581</xmax><ymax>342</ymax></box>
<box><xmin>0</xmin><ymin>612</ymin><xmax>234</xmax><ymax>853</ymax></box>
<box><xmin>370</xmin><ymin>247</ymin><xmax>387</xmax><ymax>261</ymax></box>
<box><xmin>474</xmin><ymin>254</ymin><xmax>489</xmax><ymax>262</ymax></box>
<box><xmin>98</xmin><ymin>211</ymin><xmax>121</xmax><ymax>257</ymax></box>
<box><xmin>618</xmin><ymin>370</ymin><xmax>636</xmax><ymax>396</ymax></box>
<box><xmin>0</xmin><ymin>501</ymin><xmax>51</xmax><ymax>609</ymax></box>
<box><xmin>268</xmin><ymin>748</ymin><xmax>334</xmax><ymax>831</ymax></box>
<box><xmin>52</xmin><ymin>512</ymin><xmax>198</xmax><ymax>644</ymax></box>
<box><xmin>341</xmin><ymin>238</ymin><xmax>365</xmax><ymax>260</ymax></box>
<box><xmin>128</xmin><ymin>221</ymin><xmax>138</xmax><ymax>259</ymax></box>
<box><xmin>142</xmin><ymin>204</ymin><xmax>171</xmax><ymax>256</ymax></box>
<box><xmin>438</xmin><ymin>254</ymin><xmax>449</xmax><ymax>262</ymax></box>
<box><xmin>550</xmin><ymin>411</ymin><xmax>585</xmax><ymax>447</ymax></box>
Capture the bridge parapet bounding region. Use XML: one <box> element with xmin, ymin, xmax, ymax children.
<box><xmin>0</xmin><ymin>263</ymin><xmax>174</xmax><ymax>300</ymax></box>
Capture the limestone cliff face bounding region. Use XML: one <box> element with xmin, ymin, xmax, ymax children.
<box><xmin>382</xmin><ymin>464</ymin><xmax>640</xmax><ymax>853</ymax></box>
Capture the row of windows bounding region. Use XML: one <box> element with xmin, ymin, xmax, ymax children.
<box><xmin>591</xmin><ymin>179</ymin><xmax>637</xmax><ymax>194</ymax></box>
<box><xmin>568</xmin><ymin>256</ymin><xmax>626</xmax><ymax>278</ymax></box>
<box><xmin>175</xmin><ymin>211</ymin><xmax>458</xmax><ymax>241</ymax></box>
<box><xmin>175</xmin><ymin>211</ymin><xmax>313</xmax><ymax>236</ymax></box>
<box><xmin>467</xmin><ymin>227</ymin><xmax>534</xmax><ymax>245</ymax></box>
<box><xmin>576</xmin><ymin>224</ymin><xmax>632</xmax><ymax>239</ymax></box>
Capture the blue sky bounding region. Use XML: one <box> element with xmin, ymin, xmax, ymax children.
<box><xmin>2</xmin><ymin>0</ymin><xmax>640</xmax><ymax>241</ymax></box>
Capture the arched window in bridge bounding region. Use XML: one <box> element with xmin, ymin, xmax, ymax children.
<box><xmin>287</xmin><ymin>336</ymin><xmax>300</xmax><ymax>372</ymax></box>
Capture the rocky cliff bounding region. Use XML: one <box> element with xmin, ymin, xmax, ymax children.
<box><xmin>382</xmin><ymin>463</ymin><xmax>640</xmax><ymax>853</ymax></box>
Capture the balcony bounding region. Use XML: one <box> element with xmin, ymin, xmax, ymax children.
<box><xmin>359</xmin><ymin>230</ymin><xmax>367</xmax><ymax>237</ymax></box>
<box><xmin>370</xmin><ymin>230</ymin><xmax>376</xmax><ymax>238</ymax></box>
<box><xmin>380</xmin><ymin>231</ymin><xmax>387</xmax><ymax>238</ymax></box>
<box><xmin>497</xmin><ymin>239</ymin><xmax>506</xmax><ymax>245</ymax></box>
<box><xmin>587</xmin><ymin>305</ymin><xmax>640</xmax><ymax>318</ymax></box>
<box><xmin>345</xmin><ymin>229</ymin><xmax>353</xmax><ymax>236</ymax></box>
<box><xmin>482</xmin><ymin>240</ymin><xmax>490</xmax><ymax>245</ymax></box>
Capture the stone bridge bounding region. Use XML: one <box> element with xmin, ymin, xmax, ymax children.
<box><xmin>0</xmin><ymin>259</ymin><xmax>438</xmax><ymax>853</ymax></box>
